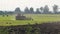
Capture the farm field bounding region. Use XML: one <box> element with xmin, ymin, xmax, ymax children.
<box><xmin>0</xmin><ymin>14</ymin><xmax>60</xmax><ymax>26</ymax></box>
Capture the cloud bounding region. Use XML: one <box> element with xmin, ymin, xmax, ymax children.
<box><xmin>0</xmin><ymin>0</ymin><xmax>60</xmax><ymax>11</ymax></box>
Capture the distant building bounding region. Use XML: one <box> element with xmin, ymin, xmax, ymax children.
<box><xmin>16</xmin><ymin>13</ymin><xmax>26</xmax><ymax>20</ymax></box>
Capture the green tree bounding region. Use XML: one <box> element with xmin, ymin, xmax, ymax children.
<box><xmin>35</xmin><ymin>8</ymin><xmax>41</xmax><ymax>14</ymax></box>
<box><xmin>24</xmin><ymin>7</ymin><xmax>30</xmax><ymax>13</ymax></box>
<box><xmin>40</xmin><ymin>7</ymin><xmax>44</xmax><ymax>13</ymax></box>
<box><xmin>53</xmin><ymin>5</ymin><xmax>58</xmax><ymax>14</ymax></box>
<box><xmin>30</xmin><ymin>7</ymin><xmax>34</xmax><ymax>14</ymax></box>
<box><xmin>0</xmin><ymin>11</ymin><xmax>4</xmax><ymax>15</ymax></box>
<box><xmin>15</xmin><ymin>7</ymin><xmax>21</xmax><ymax>14</ymax></box>
<box><xmin>43</xmin><ymin>5</ymin><xmax>49</xmax><ymax>14</ymax></box>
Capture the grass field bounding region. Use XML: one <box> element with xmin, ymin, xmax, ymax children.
<box><xmin>0</xmin><ymin>14</ymin><xmax>60</xmax><ymax>26</ymax></box>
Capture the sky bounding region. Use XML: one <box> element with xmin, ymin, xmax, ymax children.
<box><xmin>0</xmin><ymin>0</ymin><xmax>60</xmax><ymax>11</ymax></box>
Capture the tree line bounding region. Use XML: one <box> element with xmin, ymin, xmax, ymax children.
<box><xmin>0</xmin><ymin>5</ymin><xmax>60</xmax><ymax>15</ymax></box>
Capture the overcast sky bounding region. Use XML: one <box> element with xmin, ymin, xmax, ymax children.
<box><xmin>0</xmin><ymin>0</ymin><xmax>60</xmax><ymax>11</ymax></box>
